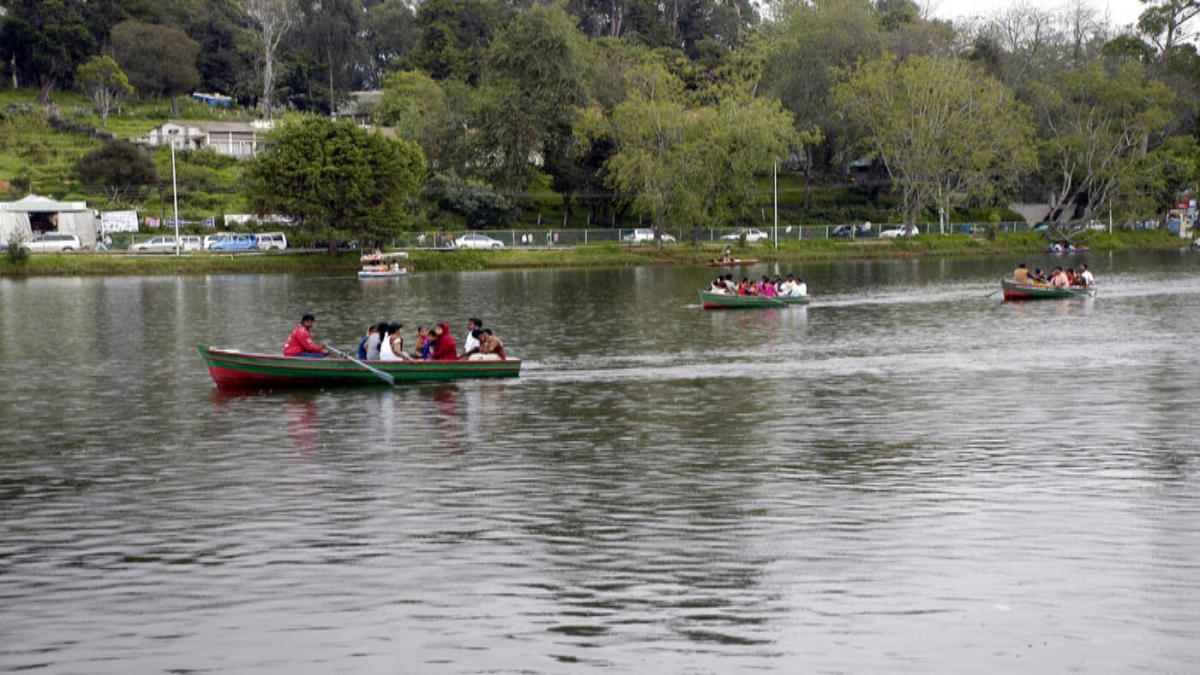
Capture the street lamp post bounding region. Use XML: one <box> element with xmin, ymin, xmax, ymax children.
<box><xmin>168</xmin><ymin>128</ymin><xmax>180</xmax><ymax>256</ymax></box>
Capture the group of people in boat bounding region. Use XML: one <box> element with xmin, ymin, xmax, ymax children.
<box><xmin>707</xmin><ymin>273</ymin><xmax>808</xmax><ymax>297</ymax></box>
<box><xmin>1013</xmin><ymin>263</ymin><xmax>1094</xmax><ymax>288</ymax></box>
<box><xmin>283</xmin><ymin>314</ymin><xmax>506</xmax><ymax>361</ymax></box>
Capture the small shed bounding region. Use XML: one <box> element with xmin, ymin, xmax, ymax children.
<box><xmin>0</xmin><ymin>195</ymin><xmax>97</xmax><ymax>248</ymax></box>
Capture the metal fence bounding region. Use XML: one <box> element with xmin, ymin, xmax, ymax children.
<box><xmin>383</xmin><ymin>222</ymin><xmax>1039</xmax><ymax>249</ymax></box>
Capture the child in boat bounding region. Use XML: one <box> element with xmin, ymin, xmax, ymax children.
<box><xmin>708</xmin><ymin>278</ymin><xmax>727</xmax><ymax>294</ymax></box>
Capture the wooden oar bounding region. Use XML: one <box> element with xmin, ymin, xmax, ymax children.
<box><xmin>326</xmin><ymin>346</ymin><xmax>395</xmax><ymax>385</ymax></box>
<box><xmin>983</xmin><ymin>289</ymin><xmax>1001</xmax><ymax>298</ymax></box>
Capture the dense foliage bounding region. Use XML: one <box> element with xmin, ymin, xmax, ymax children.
<box><xmin>1</xmin><ymin>0</ymin><xmax>1199</xmax><ymax>231</ymax></box>
<box><xmin>243</xmin><ymin>115</ymin><xmax>425</xmax><ymax>252</ymax></box>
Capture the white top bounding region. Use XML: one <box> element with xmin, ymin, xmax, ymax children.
<box><xmin>795</xmin><ymin>282</ymin><xmax>807</xmax><ymax>297</ymax></box>
<box><xmin>380</xmin><ymin>333</ymin><xmax>402</xmax><ymax>362</ymax></box>
<box><xmin>1081</xmin><ymin>270</ymin><xmax>1094</xmax><ymax>287</ymax></box>
<box><xmin>366</xmin><ymin>333</ymin><xmax>382</xmax><ymax>360</ymax></box>
<box><xmin>463</xmin><ymin>332</ymin><xmax>480</xmax><ymax>354</ymax></box>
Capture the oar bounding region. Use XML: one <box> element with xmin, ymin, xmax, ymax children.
<box><xmin>326</xmin><ymin>346</ymin><xmax>395</xmax><ymax>385</ymax></box>
<box><xmin>983</xmin><ymin>289</ymin><xmax>1001</xmax><ymax>298</ymax></box>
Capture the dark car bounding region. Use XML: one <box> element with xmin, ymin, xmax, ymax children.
<box><xmin>832</xmin><ymin>224</ymin><xmax>872</xmax><ymax>238</ymax></box>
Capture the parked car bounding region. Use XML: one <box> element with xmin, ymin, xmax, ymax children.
<box><xmin>879</xmin><ymin>224</ymin><xmax>915</xmax><ymax>238</ymax></box>
<box><xmin>832</xmin><ymin>224</ymin><xmax>872</xmax><ymax>238</ymax></box>
<box><xmin>26</xmin><ymin>234</ymin><xmax>82</xmax><ymax>252</ymax></box>
<box><xmin>133</xmin><ymin>235</ymin><xmax>202</xmax><ymax>252</ymax></box>
<box><xmin>719</xmin><ymin>228</ymin><xmax>769</xmax><ymax>242</ymax></box>
<box><xmin>621</xmin><ymin>228</ymin><xmax>676</xmax><ymax>243</ymax></box>
<box><xmin>455</xmin><ymin>232</ymin><xmax>505</xmax><ymax>249</ymax></box>
<box><xmin>257</xmin><ymin>232</ymin><xmax>288</xmax><ymax>250</ymax></box>
<box><xmin>209</xmin><ymin>233</ymin><xmax>259</xmax><ymax>251</ymax></box>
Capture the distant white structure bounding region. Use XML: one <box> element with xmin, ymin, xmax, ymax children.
<box><xmin>135</xmin><ymin>120</ymin><xmax>275</xmax><ymax>159</ymax></box>
<box><xmin>1</xmin><ymin>195</ymin><xmax>96</xmax><ymax>247</ymax></box>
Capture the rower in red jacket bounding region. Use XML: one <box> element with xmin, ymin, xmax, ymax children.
<box><xmin>283</xmin><ymin>313</ymin><xmax>328</xmax><ymax>358</ymax></box>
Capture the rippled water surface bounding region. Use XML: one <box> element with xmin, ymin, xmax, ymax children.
<box><xmin>2</xmin><ymin>251</ymin><xmax>1199</xmax><ymax>673</ymax></box>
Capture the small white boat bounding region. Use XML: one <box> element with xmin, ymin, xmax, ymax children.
<box><xmin>358</xmin><ymin>251</ymin><xmax>409</xmax><ymax>279</ymax></box>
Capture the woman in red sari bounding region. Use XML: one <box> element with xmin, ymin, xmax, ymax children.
<box><xmin>428</xmin><ymin>322</ymin><xmax>458</xmax><ymax>361</ymax></box>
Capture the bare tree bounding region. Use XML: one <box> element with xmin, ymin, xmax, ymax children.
<box><xmin>243</xmin><ymin>0</ymin><xmax>297</xmax><ymax>121</ymax></box>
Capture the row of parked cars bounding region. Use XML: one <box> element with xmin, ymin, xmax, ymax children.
<box><xmin>130</xmin><ymin>232</ymin><xmax>288</xmax><ymax>252</ymax></box>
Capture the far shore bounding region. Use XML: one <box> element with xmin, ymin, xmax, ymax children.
<box><xmin>0</xmin><ymin>231</ymin><xmax>1189</xmax><ymax>277</ymax></box>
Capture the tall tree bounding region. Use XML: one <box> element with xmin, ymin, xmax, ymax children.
<box><xmin>244</xmin><ymin>115</ymin><xmax>426</xmax><ymax>252</ymax></box>
<box><xmin>111</xmin><ymin>20</ymin><xmax>202</xmax><ymax>115</ymax></box>
<box><xmin>75</xmin><ymin>55</ymin><xmax>134</xmax><ymax>126</ymax></box>
<box><xmin>361</xmin><ymin>0</ymin><xmax>419</xmax><ymax>89</ymax></box>
<box><xmin>1027</xmin><ymin>61</ymin><xmax>1175</xmax><ymax>223</ymax></box>
<box><xmin>835</xmin><ymin>54</ymin><xmax>1035</xmax><ymax>227</ymax></box>
<box><xmin>0</xmin><ymin>0</ymin><xmax>96</xmax><ymax>103</ymax></box>
<box><xmin>411</xmin><ymin>0</ymin><xmax>508</xmax><ymax>85</ymax></box>
<box><xmin>1138</xmin><ymin>0</ymin><xmax>1200</xmax><ymax>74</ymax></box>
<box><xmin>765</xmin><ymin>0</ymin><xmax>883</xmax><ymax>210</ymax></box>
<box><xmin>475</xmin><ymin>4</ymin><xmax>588</xmax><ymax>215</ymax></box>
<box><xmin>243</xmin><ymin>0</ymin><xmax>298</xmax><ymax>119</ymax></box>
<box><xmin>299</xmin><ymin>0</ymin><xmax>364</xmax><ymax>116</ymax></box>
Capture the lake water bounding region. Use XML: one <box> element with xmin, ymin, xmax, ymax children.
<box><xmin>2</xmin><ymin>251</ymin><xmax>1199</xmax><ymax>673</ymax></box>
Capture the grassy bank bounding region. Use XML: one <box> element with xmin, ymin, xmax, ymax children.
<box><xmin>1</xmin><ymin>230</ymin><xmax>1187</xmax><ymax>277</ymax></box>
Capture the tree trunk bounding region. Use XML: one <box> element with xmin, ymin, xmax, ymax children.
<box><xmin>263</xmin><ymin>50</ymin><xmax>274</xmax><ymax>121</ymax></box>
<box><xmin>170</xmin><ymin>94</ymin><xmax>180</xmax><ymax>116</ymax></box>
<box><xmin>327</xmin><ymin>38</ymin><xmax>335</xmax><ymax>118</ymax></box>
<box><xmin>36</xmin><ymin>76</ymin><xmax>56</xmax><ymax>105</ymax></box>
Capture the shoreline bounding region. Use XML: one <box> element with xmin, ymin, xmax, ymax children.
<box><xmin>1</xmin><ymin>232</ymin><xmax>1188</xmax><ymax>277</ymax></box>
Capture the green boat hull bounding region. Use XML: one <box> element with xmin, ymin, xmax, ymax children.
<box><xmin>198</xmin><ymin>344</ymin><xmax>520</xmax><ymax>388</ymax></box>
<box><xmin>699</xmin><ymin>290</ymin><xmax>810</xmax><ymax>309</ymax></box>
<box><xmin>1001</xmin><ymin>278</ymin><xmax>1095</xmax><ymax>301</ymax></box>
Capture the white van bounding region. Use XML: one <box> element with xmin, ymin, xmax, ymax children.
<box><xmin>257</xmin><ymin>232</ymin><xmax>288</xmax><ymax>250</ymax></box>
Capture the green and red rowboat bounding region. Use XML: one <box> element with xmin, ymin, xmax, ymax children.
<box><xmin>699</xmin><ymin>290</ymin><xmax>810</xmax><ymax>309</ymax></box>
<box><xmin>1001</xmin><ymin>278</ymin><xmax>1096</xmax><ymax>301</ymax></box>
<box><xmin>198</xmin><ymin>344</ymin><xmax>520</xmax><ymax>388</ymax></box>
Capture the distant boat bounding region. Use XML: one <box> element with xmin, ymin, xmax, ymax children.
<box><xmin>706</xmin><ymin>258</ymin><xmax>759</xmax><ymax>267</ymax></box>
<box><xmin>198</xmin><ymin>344</ymin><xmax>520</xmax><ymax>389</ymax></box>
<box><xmin>358</xmin><ymin>251</ymin><xmax>408</xmax><ymax>279</ymax></box>
<box><xmin>1001</xmin><ymin>278</ymin><xmax>1095</xmax><ymax>301</ymax></box>
<box><xmin>699</xmin><ymin>290</ymin><xmax>810</xmax><ymax>309</ymax></box>
<box><xmin>1047</xmin><ymin>244</ymin><xmax>1089</xmax><ymax>253</ymax></box>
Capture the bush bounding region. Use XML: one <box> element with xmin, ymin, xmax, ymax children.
<box><xmin>5</xmin><ymin>233</ymin><xmax>29</xmax><ymax>265</ymax></box>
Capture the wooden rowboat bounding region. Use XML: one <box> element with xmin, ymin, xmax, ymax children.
<box><xmin>198</xmin><ymin>344</ymin><xmax>520</xmax><ymax>389</ymax></box>
<box><xmin>699</xmin><ymin>290</ymin><xmax>810</xmax><ymax>309</ymax></box>
<box><xmin>1001</xmin><ymin>278</ymin><xmax>1095</xmax><ymax>301</ymax></box>
<box><xmin>706</xmin><ymin>258</ymin><xmax>759</xmax><ymax>267</ymax></box>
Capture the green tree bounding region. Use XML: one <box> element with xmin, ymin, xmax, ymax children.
<box><xmin>765</xmin><ymin>0</ymin><xmax>882</xmax><ymax>210</ymax></box>
<box><xmin>0</xmin><ymin>0</ymin><xmax>96</xmax><ymax>103</ymax></box>
<box><xmin>74</xmin><ymin>139</ymin><xmax>159</xmax><ymax>205</ymax></box>
<box><xmin>475</xmin><ymin>4</ymin><xmax>588</xmax><ymax>216</ymax></box>
<box><xmin>1027</xmin><ymin>61</ymin><xmax>1176</xmax><ymax>223</ymax></box>
<box><xmin>111</xmin><ymin>20</ymin><xmax>202</xmax><ymax>115</ymax></box>
<box><xmin>577</xmin><ymin>56</ymin><xmax>791</xmax><ymax>246</ymax></box>
<box><xmin>377</xmin><ymin>70</ymin><xmax>467</xmax><ymax>173</ymax></box>
<box><xmin>411</xmin><ymin>0</ymin><xmax>508</xmax><ymax>85</ymax></box>
<box><xmin>298</xmin><ymin>0</ymin><xmax>363</xmax><ymax>116</ymax></box>
<box><xmin>244</xmin><ymin>115</ymin><xmax>426</xmax><ymax>253</ymax></box>
<box><xmin>834</xmin><ymin>54</ymin><xmax>1035</xmax><ymax>227</ymax></box>
<box><xmin>75</xmin><ymin>55</ymin><xmax>133</xmax><ymax>127</ymax></box>
<box><xmin>361</xmin><ymin>0</ymin><xmax>419</xmax><ymax>88</ymax></box>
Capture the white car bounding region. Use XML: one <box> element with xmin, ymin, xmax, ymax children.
<box><xmin>26</xmin><ymin>234</ymin><xmax>82</xmax><ymax>252</ymax></box>
<box><xmin>257</xmin><ymin>232</ymin><xmax>288</xmax><ymax>250</ymax></box>
<box><xmin>133</xmin><ymin>235</ymin><xmax>202</xmax><ymax>252</ymax></box>
<box><xmin>879</xmin><ymin>225</ymin><xmax>916</xmax><ymax>238</ymax></box>
<box><xmin>621</xmin><ymin>228</ymin><xmax>676</xmax><ymax>243</ymax></box>
<box><xmin>719</xmin><ymin>228</ymin><xmax>769</xmax><ymax>242</ymax></box>
<box><xmin>455</xmin><ymin>232</ymin><xmax>505</xmax><ymax>249</ymax></box>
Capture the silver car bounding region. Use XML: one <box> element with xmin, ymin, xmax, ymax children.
<box><xmin>454</xmin><ymin>232</ymin><xmax>505</xmax><ymax>249</ymax></box>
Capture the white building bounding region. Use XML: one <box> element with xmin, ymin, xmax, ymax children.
<box><xmin>135</xmin><ymin>120</ymin><xmax>275</xmax><ymax>159</ymax></box>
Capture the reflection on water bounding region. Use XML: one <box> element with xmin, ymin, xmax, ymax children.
<box><xmin>2</xmin><ymin>251</ymin><xmax>1200</xmax><ymax>673</ymax></box>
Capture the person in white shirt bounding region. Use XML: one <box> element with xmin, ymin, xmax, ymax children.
<box><xmin>793</xmin><ymin>277</ymin><xmax>808</xmax><ymax>297</ymax></box>
<box><xmin>1079</xmin><ymin>264</ymin><xmax>1094</xmax><ymax>287</ymax></box>
<box><xmin>462</xmin><ymin>318</ymin><xmax>482</xmax><ymax>357</ymax></box>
